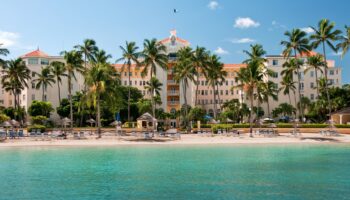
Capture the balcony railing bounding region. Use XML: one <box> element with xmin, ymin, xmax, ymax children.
<box><xmin>168</xmin><ymin>91</ymin><xmax>180</xmax><ymax>96</ymax></box>
<box><xmin>168</xmin><ymin>101</ymin><xmax>180</xmax><ymax>105</ymax></box>
<box><xmin>167</xmin><ymin>80</ymin><xmax>177</xmax><ymax>84</ymax></box>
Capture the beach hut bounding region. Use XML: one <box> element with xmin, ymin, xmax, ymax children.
<box><xmin>137</xmin><ymin>113</ymin><xmax>157</xmax><ymax>131</ymax></box>
<box><xmin>330</xmin><ymin>107</ymin><xmax>350</xmax><ymax>124</ymax></box>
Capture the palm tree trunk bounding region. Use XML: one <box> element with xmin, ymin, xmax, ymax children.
<box><xmin>68</xmin><ymin>74</ymin><xmax>73</xmax><ymax>131</ymax></box>
<box><xmin>315</xmin><ymin>69</ymin><xmax>319</xmax><ymax>98</ymax></box>
<box><xmin>42</xmin><ymin>85</ymin><xmax>45</xmax><ymax>101</ymax></box>
<box><xmin>249</xmin><ymin>92</ymin><xmax>254</xmax><ymax>137</ymax></box>
<box><xmin>183</xmin><ymin>80</ymin><xmax>189</xmax><ymax>132</ymax></box>
<box><xmin>322</xmin><ymin>41</ymin><xmax>332</xmax><ymax>118</ymax></box>
<box><xmin>288</xmin><ymin>93</ymin><xmax>291</xmax><ymax>105</ymax></box>
<box><xmin>212</xmin><ymin>85</ymin><xmax>217</xmax><ymax>118</ymax></box>
<box><xmin>194</xmin><ymin>67</ymin><xmax>199</xmax><ymax>106</ymax></box>
<box><xmin>97</xmin><ymin>93</ymin><xmax>101</xmax><ymax>138</ymax></box>
<box><xmin>127</xmin><ymin>63</ymin><xmax>131</xmax><ymax>122</ymax></box>
<box><xmin>293</xmin><ymin>90</ymin><xmax>297</xmax><ymax>119</ymax></box>
<box><xmin>294</xmin><ymin>49</ymin><xmax>303</xmax><ymax>120</ymax></box>
<box><xmin>267</xmin><ymin>97</ymin><xmax>270</xmax><ymax>117</ymax></box>
<box><xmin>216</xmin><ymin>84</ymin><xmax>222</xmax><ymax>113</ymax></box>
<box><xmin>57</xmin><ymin>78</ymin><xmax>61</xmax><ymax>104</ymax></box>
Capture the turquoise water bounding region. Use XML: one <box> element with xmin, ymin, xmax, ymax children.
<box><xmin>0</xmin><ymin>145</ymin><xmax>350</xmax><ymax>200</ymax></box>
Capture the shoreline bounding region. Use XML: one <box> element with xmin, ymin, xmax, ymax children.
<box><xmin>1</xmin><ymin>133</ymin><xmax>350</xmax><ymax>148</ymax></box>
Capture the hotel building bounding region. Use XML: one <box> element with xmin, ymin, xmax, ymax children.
<box><xmin>0</xmin><ymin>30</ymin><xmax>342</xmax><ymax>125</ymax></box>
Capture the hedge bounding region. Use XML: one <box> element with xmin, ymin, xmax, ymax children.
<box><xmin>28</xmin><ymin>125</ymin><xmax>46</xmax><ymax>132</ymax></box>
<box><xmin>193</xmin><ymin>123</ymin><xmax>350</xmax><ymax>129</ymax></box>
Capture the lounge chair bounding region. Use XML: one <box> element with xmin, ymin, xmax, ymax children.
<box><xmin>79</xmin><ymin>131</ymin><xmax>86</xmax><ymax>139</ymax></box>
<box><xmin>73</xmin><ymin>132</ymin><xmax>79</xmax><ymax>139</ymax></box>
<box><xmin>36</xmin><ymin>129</ymin><xmax>42</xmax><ymax>137</ymax></box>
<box><xmin>18</xmin><ymin>130</ymin><xmax>24</xmax><ymax>137</ymax></box>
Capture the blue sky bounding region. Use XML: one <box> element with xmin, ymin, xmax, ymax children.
<box><xmin>1</xmin><ymin>0</ymin><xmax>349</xmax><ymax>83</ymax></box>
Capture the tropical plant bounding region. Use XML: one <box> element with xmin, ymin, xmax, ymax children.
<box><xmin>173</xmin><ymin>47</ymin><xmax>195</xmax><ymax>130</ymax></box>
<box><xmin>141</xmin><ymin>38</ymin><xmax>168</xmax><ymax>78</ymax></box>
<box><xmin>305</xmin><ymin>54</ymin><xmax>324</xmax><ymax>97</ymax></box>
<box><xmin>260</xmin><ymin>81</ymin><xmax>279</xmax><ymax>117</ymax></box>
<box><xmin>32</xmin><ymin>66</ymin><xmax>56</xmax><ymax>101</ymax></box>
<box><xmin>0</xmin><ymin>44</ymin><xmax>9</xmax><ymax>67</ymax></box>
<box><xmin>28</xmin><ymin>100</ymin><xmax>54</xmax><ymax>117</ymax></box>
<box><xmin>281</xmin><ymin>28</ymin><xmax>311</xmax><ymax>120</ymax></box>
<box><xmin>279</xmin><ymin>75</ymin><xmax>297</xmax><ymax>107</ymax></box>
<box><xmin>337</xmin><ymin>25</ymin><xmax>350</xmax><ymax>58</ymax></box>
<box><xmin>61</xmin><ymin>50</ymin><xmax>84</xmax><ymax>130</ymax></box>
<box><xmin>192</xmin><ymin>46</ymin><xmax>209</xmax><ymax>106</ymax></box>
<box><xmin>144</xmin><ymin>77</ymin><xmax>163</xmax><ymax>119</ymax></box>
<box><xmin>85</xmin><ymin>61</ymin><xmax>117</xmax><ymax>137</ymax></box>
<box><xmin>74</xmin><ymin>39</ymin><xmax>98</xmax><ymax>68</ymax></box>
<box><xmin>310</xmin><ymin>19</ymin><xmax>342</xmax><ymax>118</ymax></box>
<box><xmin>49</xmin><ymin>61</ymin><xmax>66</xmax><ymax>103</ymax></box>
<box><xmin>1</xmin><ymin>58</ymin><xmax>31</xmax><ymax>119</ymax></box>
<box><xmin>117</xmin><ymin>41</ymin><xmax>141</xmax><ymax>122</ymax></box>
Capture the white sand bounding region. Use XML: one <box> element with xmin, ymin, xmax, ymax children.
<box><xmin>0</xmin><ymin>133</ymin><xmax>349</xmax><ymax>147</ymax></box>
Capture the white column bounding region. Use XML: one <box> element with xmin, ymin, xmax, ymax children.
<box><xmin>340</xmin><ymin>114</ymin><xmax>343</xmax><ymax>124</ymax></box>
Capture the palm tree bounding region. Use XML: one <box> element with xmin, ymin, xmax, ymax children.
<box><xmin>281</xmin><ymin>28</ymin><xmax>311</xmax><ymax>120</ymax></box>
<box><xmin>337</xmin><ymin>25</ymin><xmax>350</xmax><ymax>58</ymax></box>
<box><xmin>144</xmin><ymin>77</ymin><xmax>163</xmax><ymax>119</ymax></box>
<box><xmin>243</xmin><ymin>44</ymin><xmax>267</xmax><ymax>64</ymax></box>
<box><xmin>85</xmin><ymin>62</ymin><xmax>116</xmax><ymax>138</ymax></box>
<box><xmin>94</xmin><ymin>49</ymin><xmax>111</xmax><ymax>64</ymax></box>
<box><xmin>280</xmin><ymin>75</ymin><xmax>296</xmax><ymax>106</ymax></box>
<box><xmin>142</xmin><ymin>38</ymin><xmax>168</xmax><ymax>78</ymax></box>
<box><xmin>310</xmin><ymin>19</ymin><xmax>342</xmax><ymax>117</ymax></box>
<box><xmin>61</xmin><ymin>50</ymin><xmax>84</xmax><ymax>130</ymax></box>
<box><xmin>32</xmin><ymin>66</ymin><xmax>56</xmax><ymax>101</ymax></box>
<box><xmin>235</xmin><ymin>60</ymin><xmax>264</xmax><ymax>136</ymax></box>
<box><xmin>173</xmin><ymin>47</ymin><xmax>195</xmax><ymax>130</ymax></box>
<box><xmin>305</xmin><ymin>54</ymin><xmax>324</xmax><ymax>97</ymax></box>
<box><xmin>261</xmin><ymin>81</ymin><xmax>278</xmax><ymax>117</ymax></box>
<box><xmin>192</xmin><ymin>46</ymin><xmax>209</xmax><ymax>106</ymax></box>
<box><xmin>117</xmin><ymin>41</ymin><xmax>141</xmax><ymax>122</ymax></box>
<box><xmin>0</xmin><ymin>44</ymin><xmax>9</xmax><ymax>66</ymax></box>
<box><xmin>50</xmin><ymin>61</ymin><xmax>66</xmax><ymax>104</ymax></box>
<box><xmin>1</xmin><ymin>58</ymin><xmax>31</xmax><ymax>115</ymax></box>
<box><xmin>206</xmin><ymin>54</ymin><xmax>226</xmax><ymax>119</ymax></box>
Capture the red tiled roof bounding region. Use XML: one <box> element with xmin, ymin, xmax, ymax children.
<box><xmin>224</xmin><ymin>64</ymin><xmax>246</xmax><ymax>68</ymax></box>
<box><xmin>297</xmin><ymin>51</ymin><xmax>319</xmax><ymax>58</ymax></box>
<box><xmin>21</xmin><ymin>49</ymin><xmax>49</xmax><ymax>58</ymax></box>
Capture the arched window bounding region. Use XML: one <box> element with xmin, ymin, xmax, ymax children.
<box><xmin>208</xmin><ymin>109</ymin><xmax>214</xmax><ymax>117</ymax></box>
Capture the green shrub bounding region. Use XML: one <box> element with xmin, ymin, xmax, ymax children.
<box><xmin>31</xmin><ymin>115</ymin><xmax>48</xmax><ymax>125</ymax></box>
<box><xmin>28</xmin><ymin>125</ymin><xmax>46</xmax><ymax>132</ymax></box>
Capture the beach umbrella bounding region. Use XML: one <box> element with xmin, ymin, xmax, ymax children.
<box><xmin>110</xmin><ymin>120</ymin><xmax>119</xmax><ymax>126</ymax></box>
<box><xmin>86</xmin><ymin>118</ymin><xmax>96</xmax><ymax>127</ymax></box>
<box><xmin>1</xmin><ymin>121</ymin><xmax>12</xmax><ymax>127</ymax></box>
<box><xmin>24</xmin><ymin>121</ymin><xmax>32</xmax><ymax>126</ymax></box>
<box><xmin>226</xmin><ymin>118</ymin><xmax>233</xmax><ymax>123</ymax></box>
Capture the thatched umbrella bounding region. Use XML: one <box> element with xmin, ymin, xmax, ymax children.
<box><xmin>10</xmin><ymin>119</ymin><xmax>20</xmax><ymax>127</ymax></box>
<box><xmin>110</xmin><ymin>120</ymin><xmax>121</xmax><ymax>136</ymax></box>
<box><xmin>1</xmin><ymin>121</ymin><xmax>12</xmax><ymax>128</ymax></box>
<box><xmin>86</xmin><ymin>118</ymin><xmax>96</xmax><ymax>127</ymax></box>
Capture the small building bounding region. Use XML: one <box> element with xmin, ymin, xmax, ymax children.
<box><xmin>330</xmin><ymin>107</ymin><xmax>350</xmax><ymax>124</ymax></box>
<box><xmin>137</xmin><ymin>113</ymin><xmax>157</xmax><ymax>131</ymax></box>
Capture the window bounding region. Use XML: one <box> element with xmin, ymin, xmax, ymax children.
<box><xmin>124</xmin><ymin>81</ymin><xmax>127</xmax><ymax>85</ymax></box>
<box><xmin>135</xmin><ymin>81</ymin><xmax>137</xmax><ymax>85</ymax></box>
<box><xmin>329</xmin><ymin>70</ymin><xmax>334</xmax><ymax>75</ymax></box>
<box><xmin>272</xmin><ymin>60</ymin><xmax>278</xmax><ymax>66</ymax></box>
<box><xmin>205</xmin><ymin>90</ymin><xmax>208</xmax><ymax>95</ymax></box>
<box><xmin>231</xmin><ymin>81</ymin><xmax>234</xmax><ymax>86</ymax></box>
<box><xmin>231</xmin><ymin>90</ymin><xmax>234</xmax><ymax>95</ymax></box>
<box><xmin>23</xmin><ymin>94</ymin><xmax>25</xmax><ymax>100</ymax></box>
<box><xmin>311</xmin><ymin>94</ymin><xmax>314</xmax><ymax>100</ymax></box>
<box><xmin>272</xmin><ymin>72</ymin><xmax>278</xmax><ymax>78</ymax></box>
<box><xmin>139</xmin><ymin>81</ymin><xmax>142</xmax><ymax>86</ymax></box>
<box><xmin>225</xmin><ymin>90</ymin><xmax>228</xmax><ymax>95</ymax></box>
<box><xmin>220</xmin><ymin>90</ymin><xmax>223</xmax><ymax>95</ymax></box>
<box><xmin>310</xmin><ymin>71</ymin><xmax>314</xmax><ymax>77</ymax></box>
<box><xmin>32</xmin><ymin>94</ymin><xmax>35</xmax><ymax>100</ymax></box>
<box><xmin>124</xmin><ymin>72</ymin><xmax>127</xmax><ymax>76</ymax></box>
<box><xmin>129</xmin><ymin>81</ymin><xmax>132</xmax><ymax>86</ymax></box>
<box><xmin>299</xmin><ymin>83</ymin><xmax>304</xmax><ymax>90</ymax></box>
<box><xmin>44</xmin><ymin>95</ymin><xmax>47</xmax><ymax>101</ymax></box>
<box><xmin>32</xmin><ymin>72</ymin><xmax>36</xmax><ymax>77</ymax></box>
<box><xmin>129</xmin><ymin>72</ymin><xmax>132</xmax><ymax>76</ymax></box>
<box><xmin>201</xmin><ymin>81</ymin><xmax>204</xmax><ymax>86</ymax></box>
<box><xmin>28</xmin><ymin>58</ymin><xmax>38</xmax><ymax>65</ymax></box>
<box><xmin>41</xmin><ymin>59</ymin><xmax>49</xmax><ymax>65</ymax></box>
<box><xmin>225</xmin><ymin>81</ymin><xmax>228</xmax><ymax>86</ymax></box>
<box><xmin>310</xmin><ymin>82</ymin><xmax>314</xmax><ymax>88</ymax></box>
<box><xmin>0</xmin><ymin>100</ymin><xmax>3</xmax><ymax>104</ymax></box>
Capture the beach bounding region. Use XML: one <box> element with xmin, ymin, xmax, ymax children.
<box><xmin>1</xmin><ymin>133</ymin><xmax>350</xmax><ymax>147</ymax></box>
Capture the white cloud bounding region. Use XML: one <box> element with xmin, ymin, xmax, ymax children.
<box><xmin>269</xmin><ymin>20</ymin><xmax>287</xmax><ymax>31</ymax></box>
<box><xmin>0</xmin><ymin>30</ymin><xmax>20</xmax><ymax>47</ymax></box>
<box><xmin>301</xmin><ymin>27</ymin><xmax>315</xmax><ymax>34</ymax></box>
<box><xmin>207</xmin><ymin>1</ymin><xmax>219</xmax><ymax>10</ymax></box>
<box><xmin>234</xmin><ymin>17</ymin><xmax>260</xmax><ymax>29</ymax></box>
<box><xmin>214</xmin><ymin>47</ymin><xmax>229</xmax><ymax>55</ymax></box>
<box><xmin>231</xmin><ymin>38</ymin><xmax>255</xmax><ymax>44</ymax></box>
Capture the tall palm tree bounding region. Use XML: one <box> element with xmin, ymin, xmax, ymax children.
<box><xmin>32</xmin><ymin>66</ymin><xmax>56</xmax><ymax>101</ymax></box>
<box><xmin>305</xmin><ymin>54</ymin><xmax>324</xmax><ymax>97</ymax></box>
<box><xmin>94</xmin><ymin>49</ymin><xmax>111</xmax><ymax>64</ymax></box>
<box><xmin>117</xmin><ymin>41</ymin><xmax>141</xmax><ymax>122</ymax></box>
<box><xmin>243</xmin><ymin>44</ymin><xmax>267</xmax><ymax>64</ymax></box>
<box><xmin>281</xmin><ymin>28</ymin><xmax>311</xmax><ymax>120</ymax></box>
<box><xmin>235</xmin><ymin>60</ymin><xmax>264</xmax><ymax>136</ymax></box>
<box><xmin>310</xmin><ymin>19</ymin><xmax>342</xmax><ymax>117</ymax></box>
<box><xmin>61</xmin><ymin>50</ymin><xmax>84</xmax><ymax>130</ymax></box>
<box><xmin>142</xmin><ymin>38</ymin><xmax>168</xmax><ymax>78</ymax></box>
<box><xmin>192</xmin><ymin>46</ymin><xmax>209</xmax><ymax>106</ymax></box>
<box><xmin>85</xmin><ymin>62</ymin><xmax>116</xmax><ymax>138</ymax></box>
<box><xmin>1</xmin><ymin>58</ymin><xmax>31</xmax><ymax>115</ymax></box>
<box><xmin>173</xmin><ymin>47</ymin><xmax>195</xmax><ymax>130</ymax></box>
<box><xmin>0</xmin><ymin>44</ymin><xmax>9</xmax><ymax>67</ymax></box>
<box><xmin>205</xmin><ymin>54</ymin><xmax>226</xmax><ymax>119</ymax></box>
<box><xmin>337</xmin><ymin>25</ymin><xmax>350</xmax><ymax>58</ymax></box>
<box><xmin>50</xmin><ymin>61</ymin><xmax>66</xmax><ymax>104</ymax></box>
<box><xmin>144</xmin><ymin>77</ymin><xmax>163</xmax><ymax>119</ymax></box>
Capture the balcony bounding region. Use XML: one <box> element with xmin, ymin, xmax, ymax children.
<box><xmin>168</xmin><ymin>101</ymin><xmax>180</xmax><ymax>105</ymax></box>
<box><xmin>168</xmin><ymin>91</ymin><xmax>180</xmax><ymax>96</ymax></box>
<box><xmin>167</xmin><ymin>80</ymin><xmax>178</xmax><ymax>85</ymax></box>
